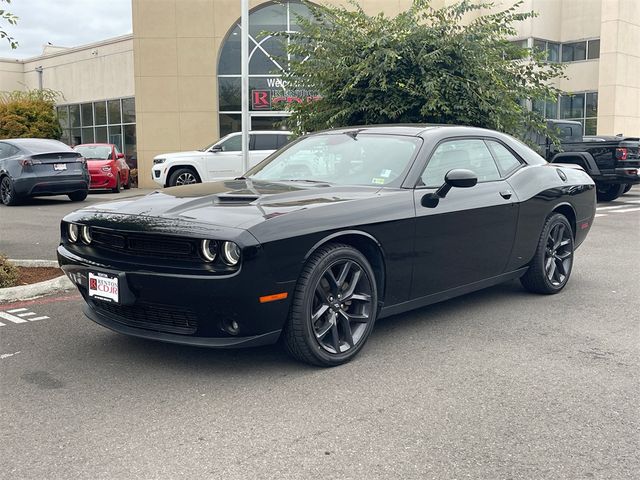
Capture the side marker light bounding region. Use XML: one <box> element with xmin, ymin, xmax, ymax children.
<box><xmin>259</xmin><ymin>292</ymin><xmax>288</xmax><ymax>303</ymax></box>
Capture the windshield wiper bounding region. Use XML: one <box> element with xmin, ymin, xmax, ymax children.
<box><xmin>279</xmin><ymin>179</ymin><xmax>331</xmax><ymax>184</ymax></box>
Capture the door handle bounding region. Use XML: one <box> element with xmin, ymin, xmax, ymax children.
<box><xmin>500</xmin><ymin>190</ymin><xmax>513</xmax><ymax>199</ymax></box>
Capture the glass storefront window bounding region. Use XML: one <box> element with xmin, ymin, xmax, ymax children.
<box><xmin>94</xmin><ymin>126</ymin><xmax>108</xmax><ymax>143</ymax></box>
<box><xmin>57</xmin><ymin>106</ymin><xmax>69</xmax><ymax>129</ymax></box>
<box><xmin>108</xmin><ymin>99</ymin><xmax>121</xmax><ymax>125</ymax></box>
<box><xmin>81</xmin><ymin>127</ymin><xmax>94</xmax><ymax>144</ymax></box>
<box><xmin>94</xmin><ymin>101</ymin><xmax>107</xmax><ymax>125</ymax></box>
<box><xmin>560</xmin><ymin>94</ymin><xmax>585</xmax><ymax>119</ymax></box>
<box><xmin>69</xmin><ymin>105</ymin><xmax>80</xmax><ymax>128</ymax></box>
<box><xmin>108</xmin><ymin>125</ymin><xmax>123</xmax><ymax>151</ymax></box>
<box><xmin>122</xmin><ymin>97</ymin><xmax>135</xmax><ymax>123</ymax></box>
<box><xmin>585</xmin><ymin>118</ymin><xmax>597</xmax><ymax>135</ymax></box>
<box><xmin>218</xmin><ymin>77</ymin><xmax>241</xmax><ymax>111</ymax></box>
<box><xmin>80</xmin><ymin>103</ymin><xmax>93</xmax><ymax>127</ymax></box>
<box><xmin>123</xmin><ymin>124</ymin><xmax>137</xmax><ymax>167</ymax></box>
<box><xmin>219</xmin><ymin>114</ymin><xmax>241</xmax><ymax>137</ymax></box>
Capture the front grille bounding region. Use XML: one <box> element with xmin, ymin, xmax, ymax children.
<box><xmin>91</xmin><ymin>299</ymin><xmax>198</xmax><ymax>335</ymax></box>
<box><xmin>91</xmin><ymin>229</ymin><xmax>198</xmax><ymax>260</ymax></box>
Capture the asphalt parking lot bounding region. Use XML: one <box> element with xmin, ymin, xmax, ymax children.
<box><xmin>1</xmin><ymin>190</ymin><xmax>639</xmax><ymax>479</ymax></box>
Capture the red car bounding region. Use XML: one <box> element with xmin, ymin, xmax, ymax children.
<box><xmin>74</xmin><ymin>143</ymin><xmax>130</xmax><ymax>192</ymax></box>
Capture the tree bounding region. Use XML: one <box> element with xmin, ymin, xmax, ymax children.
<box><xmin>0</xmin><ymin>0</ymin><xmax>18</xmax><ymax>49</ymax></box>
<box><xmin>0</xmin><ymin>89</ymin><xmax>62</xmax><ymax>139</ymax></box>
<box><xmin>279</xmin><ymin>0</ymin><xmax>564</xmax><ymax>141</ymax></box>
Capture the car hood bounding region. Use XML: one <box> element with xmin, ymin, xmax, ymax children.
<box><xmin>155</xmin><ymin>150</ymin><xmax>205</xmax><ymax>160</ymax></box>
<box><xmin>81</xmin><ymin>179</ymin><xmax>384</xmax><ymax>230</ymax></box>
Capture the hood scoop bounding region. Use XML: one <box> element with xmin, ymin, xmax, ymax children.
<box><xmin>213</xmin><ymin>193</ymin><xmax>261</xmax><ymax>205</ymax></box>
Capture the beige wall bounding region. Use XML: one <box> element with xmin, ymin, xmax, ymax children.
<box><xmin>597</xmin><ymin>0</ymin><xmax>640</xmax><ymax>135</ymax></box>
<box><xmin>0</xmin><ymin>36</ymin><xmax>134</xmax><ymax>104</ymax></box>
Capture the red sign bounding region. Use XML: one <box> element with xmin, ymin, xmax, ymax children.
<box><xmin>252</xmin><ymin>90</ymin><xmax>271</xmax><ymax>110</ymax></box>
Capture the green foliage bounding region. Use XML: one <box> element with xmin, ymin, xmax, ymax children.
<box><xmin>278</xmin><ymin>0</ymin><xmax>564</xmax><ymax>142</ymax></box>
<box><xmin>0</xmin><ymin>255</ymin><xmax>19</xmax><ymax>288</ymax></box>
<box><xmin>0</xmin><ymin>89</ymin><xmax>62</xmax><ymax>139</ymax></box>
<box><xmin>0</xmin><ymin>0</ymin><xmax>18</xmax><ymax>49</ymax></box>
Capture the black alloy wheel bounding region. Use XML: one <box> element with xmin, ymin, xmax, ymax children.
<box><xmin>0</xmin><ymin>176</ymin><xmax>20</xmax><ymax>206</ymax></box>
<box><xmin>283</xmin><ymin>243</ymin><xmax>378</xmax><ymax>367</ymax></box>
<box><xmin>169</xmin><ymin>168</ymin><xmax>199</xmax><ymax>187</ymax></box>
<box><xmin>521</xmin><ymin>213</ymin><xmax>574</xmax><ymax>294</ymax></box>
<box><xmin>596</xmin><ymin>183</ymin><xmax>625</xmax><ymax>202</ymax></box>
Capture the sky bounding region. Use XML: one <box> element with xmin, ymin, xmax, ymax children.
<box><xmin>0</xmin><ymin>0</ymin><xmax>132</xmax><ymax>59</ymax></box>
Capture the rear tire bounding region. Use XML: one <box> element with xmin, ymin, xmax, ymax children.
<box><xmin>0</xmin><ymin>176</ymin><xmax>21</xmax><ymax>206</ymax></box>
<box><xmin>68</xmin><ymin>190</ymin><xmax>88</xmax><ymax>202</ymax></box>
<box><xmin>521</xmin><ymin>213</ymin><xmax>574</xmax><ymax>295</ymax></box>
<box><xmin>596</xmin><ymin>183</ymin><xmax>625</xmax><ymax>202</ymax></box>
<box><xmin>622</xmin><ymin>184</ymin><xmax>632</xmax><ymax>194</ymax></box>
<box><xmin>168</xmin><ymin>168</ymin><xmax>200</xmax><ymax>187</ymax></box>
<box><xmin>112</xmin><ymin>175</ymin><xmax>121</xmax><ymax>193</ymax></box>
<box><xmin>123</xmin><ymin>173</ymin><xmax>131</xmax><ymax>190</ymax></box>
<box><xmin>283</xmin><ymin>243</ymin><xmax>378</xmax><ymax>367</ymax></box>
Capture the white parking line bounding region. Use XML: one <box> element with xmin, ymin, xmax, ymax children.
<box><xmin>612</xmin><ymin>207</ymin><xmax>640</xmax><ymax>213</ymax></box>
<box><xmin>17</xmin><ymin>312</ymin><xmax>36</xmax><ymax>318</ymax></box>
<box><xmin>6</xmin><ymin>308</ymin><xmax>28</xmax><ymax>313</ymax></box>
<box><xmin>0</xmin><ymin>312</ymin><xmax>29</xmax><ymax>324</ymax></box>
<box><xmin>596</xmin><ymin>205</ymin><xmax>627</xmax><ymax>211</ymax></box>
<box><xmin>28</xmin><ymin>316</ymin><xmax>49</xmax><ymax>322</ymax></box>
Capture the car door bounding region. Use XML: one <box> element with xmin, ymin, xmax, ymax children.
<box><xmin>205</xmin><ymin>134</ymin><xmax>243</xmax><ymax>180</ymax></box>
<box><xmin>411</xmin><ymin>137</ymin><xmax>519</xmax><ymax>299</ymax></box>
<box><xmin>249</xmin><ymin>134</ymin><xmax>279</xmax><ymax>168</ymax></box>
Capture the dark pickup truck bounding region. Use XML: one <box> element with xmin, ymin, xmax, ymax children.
<box><xmin>537</xmin><ymin>120</ymin><xmax>640</xmax><ymax>201</ymax></box>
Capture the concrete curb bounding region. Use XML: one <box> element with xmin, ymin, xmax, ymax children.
<box><xmin>0</xmin><ymin>259</ymin><xmax>74</xmax><ymax>304</ymax></box>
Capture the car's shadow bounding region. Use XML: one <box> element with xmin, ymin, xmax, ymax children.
<box><xmin>78</xmin><ymin>279</ymin><xmax>534</xmax><ymax>377</ymax></box>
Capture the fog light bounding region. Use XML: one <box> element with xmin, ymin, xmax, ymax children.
<box><xmin>67</xmin><ymin>223</ymin><xmax>79</xmax><ymax>243</ymax></box>
<box><xmin>201</xmin><ymin>239</ymin><xmax>218</xmax><ymax>262</ymax></box>
<box><xmin>80</xmin><ymin>225</ymin><xmax>92</xmax><ymax>244</ymax></box>
<box><xmin>223</xmin><ymin>318</ymin><xmax>240</xmax><ymax>336</ymax></box>
<box><xmin>221</xmin><ymin>241</ymin><xmax>241</xmax><ymax>266</ymax></box>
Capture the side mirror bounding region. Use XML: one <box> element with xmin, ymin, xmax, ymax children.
<box><xmin>209</xmin><ymin>145</ymin><xmax>223</xmax><ymax>153</ymax></box>
<box><xmin>116</xmin><ymin>152</ymin><xmax>125</xmax><ymax>159</ymax></box>
<box><xmin>421</xmin><ymin>169</ymin><xmax>478</xmax><ymax>208</ymax></box>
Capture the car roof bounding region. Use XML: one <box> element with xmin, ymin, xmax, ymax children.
<box><xmin>312</xmin><ymin>124</ymin><xmax>508</xmax><ymax>138</ymax></box>
<box><xmin>2</xmin><ymin>138</ymin><xmax>73</xmax><ymax>153</ymax></box>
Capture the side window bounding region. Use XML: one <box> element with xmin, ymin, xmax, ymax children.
<box><xmin>0</xmin><ymin>143</ymin><xmax>9</xmax><ymax>159</ymax></box>
<box><xmin>486</xmin><ymin>140</ymin><xmax>522</xmax><ymax>175</ymax></box>
<box><xmin>219</xmin><ymin>135</ymin><xmax>242</xmax><ymax>152</ymax></box>
<box><xmin>421</xmin><ymin>139</ymin><xmax>501</xmax><ymax>187</ymax></box>
<box><xmin>253</xmin><ymin>134</ymin><xmax>278</xmax><ymax>151</ymax></box>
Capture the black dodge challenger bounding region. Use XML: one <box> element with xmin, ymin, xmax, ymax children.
<box><xmin>58</xmin><ymin>125</ymin><xmax>596</xmax><ymax>366</ymax></box>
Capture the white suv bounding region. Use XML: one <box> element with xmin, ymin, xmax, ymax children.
<box><xmin>151</xmin><ymin>131</ymin><xmax>292</xmax><ymax>187</ymax></box>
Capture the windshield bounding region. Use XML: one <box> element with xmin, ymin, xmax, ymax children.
<box><xmin>75</xmin><ymin>145</ymin><xmax>111</xmax><ymax>160</ymax></box>
<box><xmin>247</xmin><ymin>133</ymin><xmax>422</xmax><ymax>186</ymax></box>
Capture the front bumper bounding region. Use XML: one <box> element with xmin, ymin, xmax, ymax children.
<box><xmin>57</xmin><ymin>245</ymin><xmax>292</xmax><ymax>348</ymax></box>
<box><xmin>151</xmin><ymin>165</ymin><xmax>167</xmax><ymax>187</ymax></box>
<box><xmin>89</xmin><ymin>170</ymin><xmax>116</xmax><ymax>189</ymax></box>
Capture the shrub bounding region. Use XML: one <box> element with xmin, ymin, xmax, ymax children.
<box><xmin>0</xmin><ymin>89</ymin><xmax>62</xmax><ymax>139</ymax></box>
<box><xmin>0</xmin><ymin>255</ymin><xmax>19</xmax><ymax>288</ymax></box>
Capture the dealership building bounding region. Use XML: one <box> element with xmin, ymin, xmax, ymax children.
<box><xmin>0</xmin><ymin>0</ymin><xmax>638</xmax><ymax>188</ymax></box>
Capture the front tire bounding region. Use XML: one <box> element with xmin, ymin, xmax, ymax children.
<box><xmin>596</xmin><ymin>183</ymin><xmax>625</xmax><ymax>202</ymax></box>
<box><xmin>168</xmin><ymin>168</ymin><xmax>200</xmax><ymax>187</ymax></box>
<box><xmin>283</xmin><ymin>243</ymin><xmax>378</xmax><ymax>367</ymax></box>
<box><xmin>521</xmin><ymin>213</ymin><xmax>574</xmax><ymax>294</ymax></box>
<box><xmin>112</xmin><ymin>175</ymin><xmax>121</xmax><ymax>193</ymax></box>
<box><xmin>68</xmin><ymin>190</ymin><xmax>88</xmax><ymax>202</ymax></box>
<box><xmin>0</xmin><ymin>176</ymin><xmax>21</xmax><ymax>206</ymax></box>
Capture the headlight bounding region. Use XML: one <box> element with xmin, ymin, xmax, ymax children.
<box><xmin>153</xmin><ymin>158</ymin><xmax>166</xmax><ymax>164</ymax></box>
<box><xmin>80</xmin><ymin>225</ymin><xmax>92</xmax><ymax>244</ymax></box>
<box><xmin>67</xmin><ymin>223</ymin><xmax>79</xmax><ymax>243</ymax></box>
<box><xmin>221</xmin><ymin>241</ymin><xmax>241</xmax><ymax>266</ymax></box>
<box><xmin>201</xmin><ymin>239</ymin><xmax>218</xmax><ymax>262</ymax></box>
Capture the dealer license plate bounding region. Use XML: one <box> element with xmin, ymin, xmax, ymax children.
<box><xmin>88</xmin><ymin>272</ymin><xmax>119</xmax><ymax>303</ymax></box>
<box><xmin>53</xmin><ymin>163</ymin><xmax>67</xmax><ymax>171</ymax></box>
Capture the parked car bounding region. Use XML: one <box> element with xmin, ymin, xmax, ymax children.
<box><xmin>74</xmin><ymin>143</ymin><xmax>131</xmax><ymax>193</ymax></box>
<box><xmin>59</xmin><ymin>125</ymin><xmax>595</xmax><ymax>366</ymax></box>
<box><xmin>0</xmin><ymin>138</ymin><xmax>89</xmax><ymax>206</ymax></box>
<box><xmin>151</xmin><ymin>130</ymin><xmax>291</xmax><ymax>187</ymax></box>
<box><xmin>536</xmin><ymin>120</ymin><xmax>640</xmax><ymax>201</ymax></box>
